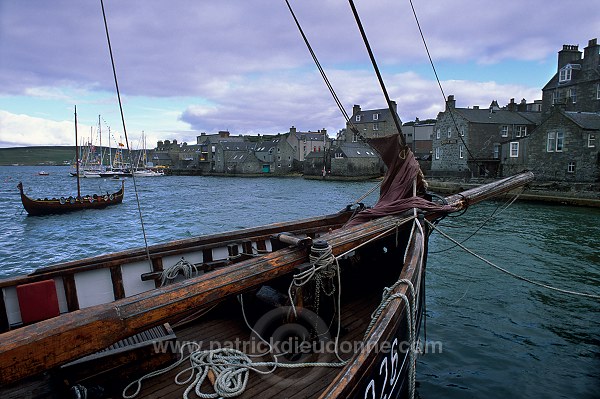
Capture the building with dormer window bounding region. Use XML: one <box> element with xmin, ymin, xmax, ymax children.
<box><xmin>345</xmin><ymin>102</ymin><xmax>402</xmax><ymax>142</ymax></box>
<box><xmin>541</xmin><ymin>39</ymin><xmax>600</xmax><ymax>115</ymax></box>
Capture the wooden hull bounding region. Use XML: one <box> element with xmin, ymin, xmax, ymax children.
<box><xmin>17</xmin><ymin>181</ymin><xmax>124</xmax><ymax>216</ymax></box>
<box><xmin>1</xmin><ymin>172</ymin><xmax>534</xmax><ymax>398</ymax></box>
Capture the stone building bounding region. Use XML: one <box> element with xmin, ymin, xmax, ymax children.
<box><xmin>254</xmin><ymin>137</ymin><xmax>295</xmax><ymax>175</ymax></box>
<box><xmin>504</xmin><ymin>108</ymin><xmax>599</xmax><ymax>181</ymax></box>
<box><xmin>507</xmin><ymin>37</ymin><xmax>600</xmax><ymax>183</ymax></box>
<box><xmin>285</xmin><ymin>127</ymin><xmax>329</xmax><ymax>162</ymax></box>
<box><xmin>541</xmin><ymin>39</ymin><xmax>600</xmax><ymax>116</ymax></box>
<box><xmin>431</xmin><ymin>96</ymin><xmax>540</xmax><ymax>178</ymax></box>
<box><xmin>329</xmin><ymin>141</ymin><xmax>382</xmax><ymax>178</ymax></box>
<box><xmin>344</xmin><ymin>102</ymin><xmax>402</xmax><ymax>142</ymax></box>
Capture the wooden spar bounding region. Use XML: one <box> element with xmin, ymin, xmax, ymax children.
<box><xmin>74</xmin><ymin>106</ymin><xmax>81</xmax><ymax>198</ymax></box>
<box><xmin>444</xmin><ymin>171</ymin><xmax>534</xmax><ymax>209</ymax></box>
<box><xmin>0</xmin><ymin>171</ymin><xmax>534</xmax><ymax>385</ymax></box>
<box><xmin>0</xmin><ymin>215</ymin><xmax>410</xmax><ymax>385</ymax></box>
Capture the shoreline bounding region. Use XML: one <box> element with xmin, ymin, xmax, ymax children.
<box><xmin>425</xmin><ymin>178</ymin><xmax>600</xmax><ymax>208</ymax></box>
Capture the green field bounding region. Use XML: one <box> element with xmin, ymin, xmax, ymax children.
<box><xmin>0</xmin><ymin>147</ymin><xmax>75</xmax><ymax>166</ymax></box>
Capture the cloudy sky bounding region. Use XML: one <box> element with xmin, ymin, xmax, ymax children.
<box><xmin>0</xmin><ymin>0</ymin><xmax>598</xmax><ymax>148</ymax></box>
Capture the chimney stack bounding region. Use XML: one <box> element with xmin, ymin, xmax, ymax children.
<box><xmin>558</xmin><ymin>44</ymin><xmax>582</xmax><ymax>70</ymax></box>
<box><xmin>583</xmin><ymin>38</ymin><xmax>600</xmax><ymax>71</ymax></box>
<box><xmin>446</xmin><ymin>95</ymin><xmax>456</xmax><ymax>110</ymax></box>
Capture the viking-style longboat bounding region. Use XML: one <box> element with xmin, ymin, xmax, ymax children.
<box><xmin>17</xmin><ymin>106</ymin><xmax>124</xmax><ymax>216</ymax></box>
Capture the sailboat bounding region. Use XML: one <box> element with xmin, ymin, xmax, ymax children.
<box><xmin>17</xmin><ymin>106</ymin><xmax>125</xmax><ymax>216</ymax></box>
<box><xmin>133</xmin><ymin>131</ymin><xmax>164</xmax><ymax>177</ymax></box>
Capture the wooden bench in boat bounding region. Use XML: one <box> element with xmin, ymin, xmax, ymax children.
<box><xmin>59</xmin><ymin>323</ymin><xmax>177</xmax><ymax>390</ymax></box>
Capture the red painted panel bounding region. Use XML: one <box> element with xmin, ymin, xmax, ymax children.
<box><xmin>16</xmin><ymin>280</ymin><xmax>60</xmax><ymax>324</ymax></box>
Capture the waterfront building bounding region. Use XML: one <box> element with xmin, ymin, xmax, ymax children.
<box><xmin>285</xmin><ymin>127</ymin><xmax>329</xmax><ymax>162</ymax></box>
<box><xmin>431</xmin><ymin>95</ymin><xmax>540</xmax><ymax>178</ymax></box>
<box><xmin>503</xmin><ymin>38</ymin><xmax>600</xmax><ymax>182</ymax></box>
<box><xmin>344</xmin><ymin>102</ymin><xmax>402</xmax><ymax>142</ymax></box>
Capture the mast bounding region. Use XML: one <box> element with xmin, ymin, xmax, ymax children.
<box><xmin>74</xmin><ymin>106</ymin><xmax>81</xmax><ymax>197</ymax></box>
<box><xmin>99</xmin><ymin>114</ymin><xmax>103</xmax><ymax>171</ymax></box>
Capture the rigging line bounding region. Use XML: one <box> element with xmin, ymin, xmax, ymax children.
<box><xmin>427</xmin><ymin>220</ymin><xmax>600</xmax><ymax>300</ymax></box>
<box><xmin>348</xmin><ymin>0</ymin><xmax>406</xmax><ymax>147</ymax></box>
<box><xmin>430</xmin><ymin>188</ymin><xmax>524</xmax><ymax>254</ymax></box>
<box><xmin>407</xmin><ymin>0</ymin><xmax>484</xmax><ymax>173</ymax></box>
<box><xmin>100</xmin><ymin>0</ymin><xmax>152</xmax><ymax>264</ymax></box>
<box><xmin>283</xmin><ymin>0</ymin><xmax>360</xmax><ymax>137</ymax></box>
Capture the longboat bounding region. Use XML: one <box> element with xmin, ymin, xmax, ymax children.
<box><xmin>17</xmin><ymin>180</ymin><xmax>124</xmax><ymax>216</ymax></box>
<box><xmin>0</xmin><ymin>133</ymin><xmax>534</xmax><ymax>399</ymax></box>
<box><xmin>17</xmin><ymin>106</ymin><xmax>125</xmax><ymax>216</ymax></box>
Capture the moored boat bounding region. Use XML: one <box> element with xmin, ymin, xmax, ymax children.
<box><xmin>17</xmin><ymin>106</ymin><xmax>125</xmax><ymax>216</ymax></box>
<box><xmin>17</xmin><ymin>180</ymin><xmax>124</xmax><ymax>216</ymax></box>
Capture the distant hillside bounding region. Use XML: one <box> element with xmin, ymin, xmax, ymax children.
<box><xmin>0</xmin><ymin>147</ymin><xmax>75</xmax><ymax>166</ymax></box>
<box><xmin>0</xmin><ymin>146</ymin><xmax>147</xmax><ymax>166</ymax></box>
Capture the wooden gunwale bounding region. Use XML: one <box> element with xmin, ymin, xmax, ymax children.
<box><xmin>0</xmin><ymin>211</ymin><xmax>352</xmax><ymax>289</ymax></box>
<box><xmin>320</xmin><ymin>217</ymin><xmax>425</xmax><ymax>398</ymax></box>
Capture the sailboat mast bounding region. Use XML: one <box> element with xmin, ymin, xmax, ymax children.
<box><xmin>74</xmin><ymin>106</ymin><xmax>81</xmax><ymax>197</ymax></box>
<box><xmin>99</xmin><ymin>115</ymin><xmax>103</xmax><ymax>170</ymax></box>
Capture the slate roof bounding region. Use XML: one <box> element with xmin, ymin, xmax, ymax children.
<box><xmin>454</xmin><ymin>108</ymin><xmax>539</xmax><ymax>125</ymax></box>
<box><xmin>335</xmin><ymin>142</ymin><xmax>379</xmax><ymax>158</ymax></box>
<box><xmin>292</xmin><ymin>131</ymin><xmax>326</xmax><ymax>141</ymax></box>
<box><xmin>220</xmin><ymin>142</ymin><xmax>255</xmax><ymax>151</ymax></box>
<box><xmin>564</xmin><ymin>111</ymin><xmax>600</xmax><ymax>130</ymax></box>
<box><xmin>224</xmin><ymin>151</ymin><xmax>258</xmax><ymax>164</ymax></box>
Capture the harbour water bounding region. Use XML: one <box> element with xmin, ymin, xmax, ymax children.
<box><xmin>1</xmin><ymin>166</ymin><xmax>599</xmax><ymax>398</ymax></box>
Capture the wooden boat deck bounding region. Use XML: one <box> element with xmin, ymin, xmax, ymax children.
<box><xmin>110</xmin><ymin>282</ymin><xmax>385</xmax><ymax>398</ymax></box>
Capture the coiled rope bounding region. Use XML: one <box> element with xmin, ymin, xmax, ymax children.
<box><xmin>160</xmin><ymin>257</ymin><xmax>201</xmax><ymax>286</ymax></box>
<box><xmin>428</xmin><ymin>220</ymin><xmax>600</xmax><ymax>299</ymax></box>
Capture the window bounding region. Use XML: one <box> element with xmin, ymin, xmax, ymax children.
<box><xmin>447</xmin><ymin>127</ymin><xmax>452</xmax><ymax>138</ymax></box>
<box><xmin>553</xmin><ymin>90</ymin><xmax>565</xmax><ymax>104</ymax></box>
<box><xmin>547</xmin><ymin>132</ymin><xmax>556</xmax><ymax>152</ymax></box>
<box><xmin>559</xmin><ymin>66</ymin><xmax>572</xmax><ymax>82</ymax></box>
<box><xmin>588</xmin><ymin>133</ymin><xmax>596</xmax><ymax>148</ymax></box>
<box><xmin>435</xmin><ymin>147</ymin><xmax>440</xmax><ymax>160</ymax></box>
<box><xmin>355</xmin><ymin>115</ymin><xmax>362</xmax><ymax>122</ymax></box>
<box><xmin>493</xmin><ymin>144</ymin><xmax>500</xmax><ymax>159</ymax></box>
<box><xmin>373</xmin><ymin>113</ymin><xmax>379</xmax><ymax>121</ymax></box>
<box><xmin>569</xmin><ymin>88</ymin><xmax>577</xmax><ymax>103</ymax></box>
<box><xmin>373</xmin><ymin>123</ymin><xmax>379</xmax><ymax>130</ymax></box>
<box><xmin>459</xmin><ymin>145</ymin><xmax>464</xmax><ymax>159</ymax></box>
<box><xmin>547</xmin><ymin>132</ymin><xmax>564</xmax><ymax>152</ymax></box>
<box><xmin>436</xmin><ymin>129</ymin><xmax>440</xmax><ymax>139</ymax></box>
<box><xmin>460</xmin><ymin>127</ymin><xmax>465</xmax><ymax>137</ymax></box>
<box><xmin>501</xmin><ymin>125</ymin><xmax>508</xmax><ymax>137</ymax></box>
<box><xmin>510</xmin><ymin>142</ymin><xmax>519</xmax><ymax>158</ymax></box>
<box><xmin>352</xmin><ymin>132</ymin><xmax>358</xmax><ymax>143</ymax></box>
<box><xmin>597</xmin><ymin>83</ymin><xmax>600</xmax><ymax>100</ymax></box>
<box><xmin>516</xmin><ymin>126</ymin><xmax>527</xmax><ymax>137</ymax></box>
<box><xmin>556</xmin><ymin>132</ymin><xmax>564</xmax><ymax>151</ymax></box>
<box><xmin>567</xmin><ymin>161</ymin><xmax>576</xmax><ymax>173</ymax></box>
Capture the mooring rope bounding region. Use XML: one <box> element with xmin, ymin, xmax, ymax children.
<box><xmin>428</xmin><ymin>220</ymin><xmax>600</xmax><ymax>299</ymax></box>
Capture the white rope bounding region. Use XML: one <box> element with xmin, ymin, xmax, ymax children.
<box><xmin>363</xmin><ymin>278</ymin><xmax>417</xmax><ymax>399</ymax></box>
<box><xmin>428</xmin><ymin>220</ymin><xmax>600</xmax><ymax>299</ymax></box>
